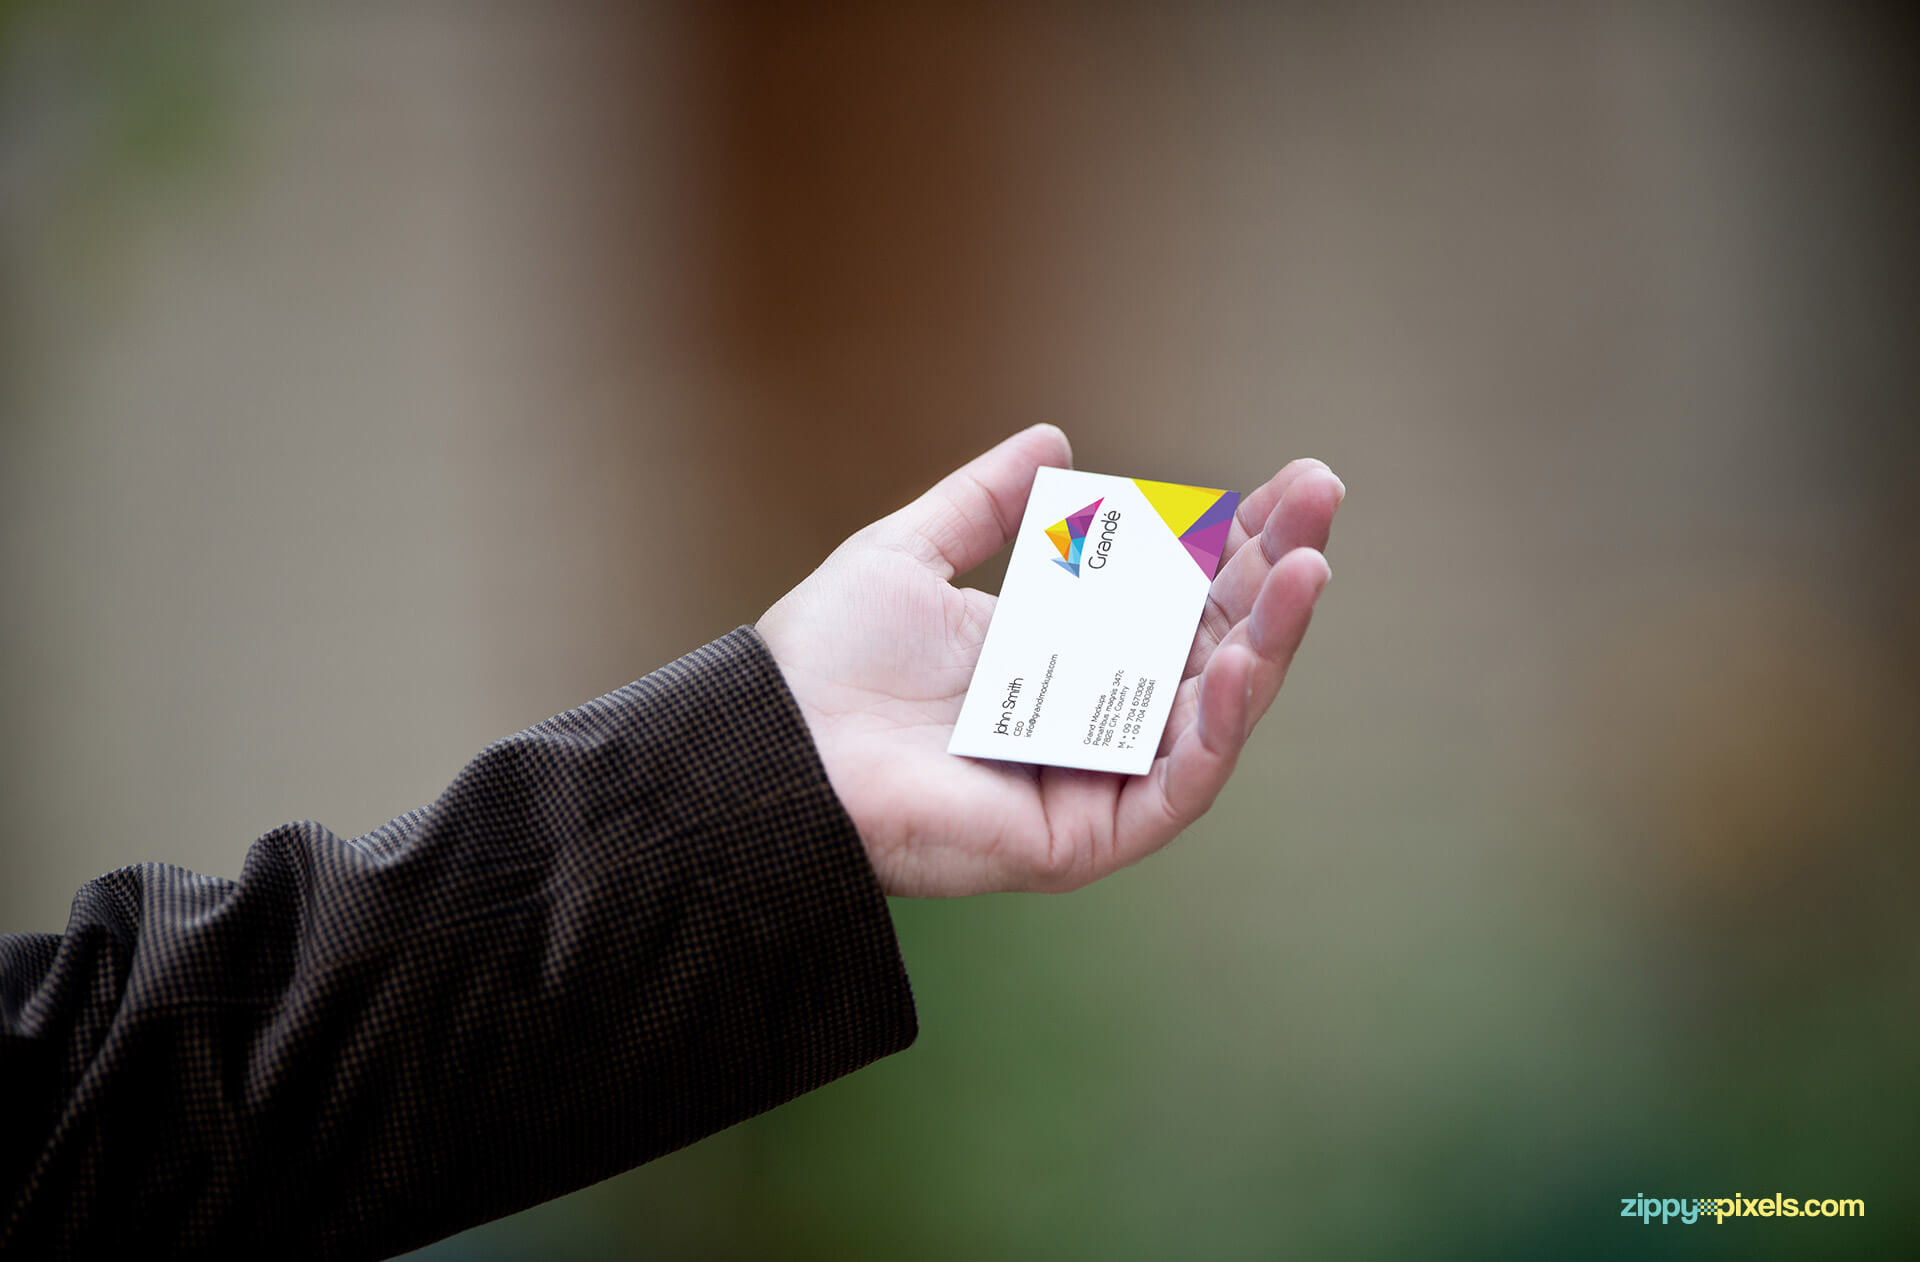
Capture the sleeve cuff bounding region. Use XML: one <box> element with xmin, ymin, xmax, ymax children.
<box><xmin>534</xmin><ymin>623</ymin><xmax>919</xmax><ymax>1151</ymax></box>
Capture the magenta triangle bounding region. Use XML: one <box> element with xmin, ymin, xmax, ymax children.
<box><xmin>1182</xmin><ymin>516</ymin><xmax>1231</xmax><ymax>552</ymax></box>
<box><xmin>1063</xmin><ymin>497</ymin><xmax>1104</xmax><ymax>537</ymax></box>
<box><xmin>1180</xmin><ymin>518</ymin><xmax>1232</xmax><ymax>578</ymax></box>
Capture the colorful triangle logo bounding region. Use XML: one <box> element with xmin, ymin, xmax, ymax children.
<box><xmin>1044</xmin><ymin>497</ymin><xmax>1104</xmax><ymax>575</ymax></box>
<box><xmin>1132</xmin><ymin>479</ymin><xmax>1240</xmax><ymax>579</ymax></box>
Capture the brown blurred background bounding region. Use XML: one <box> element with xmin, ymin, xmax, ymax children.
<box><xmin>3</xmin><ymin>2</ymin><xmax>1916</xmax><ymax>1257</ymax></box>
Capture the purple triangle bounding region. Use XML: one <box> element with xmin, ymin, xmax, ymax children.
<box><xmin>1180</xmin><ymin>518</ymin><xmax>1232</xmax><ymax>577</ymax></box>
<box><xmin>1188</xmin><ymin>491</ymin><xmax>1239</xmax><ymax>535</ymax></box>
<box><xmin>1063</xmin><ymin>497</ymin><xmax>1104</xmax><ymax>537</ymax></box>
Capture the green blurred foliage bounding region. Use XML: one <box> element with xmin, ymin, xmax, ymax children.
<box><xmin>0</xmin><ymin>0</ymin><xmax>245</xmax><ymax>393</ymax></box>
<box><xmin>1</xmin><ymin>0</ymin><xmax>240</xmax><ymax>185</ymax></box>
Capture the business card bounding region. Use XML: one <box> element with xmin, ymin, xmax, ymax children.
<box><xmin>948</xmin><ymin>466</ymin><xmax>1240</xmax><ymax>775</ymax></box>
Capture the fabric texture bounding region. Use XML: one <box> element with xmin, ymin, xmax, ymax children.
<box><xmin>0</xmin><ymin>626</ymin><xmax>917</xmax><ymax>1258</ymax></box>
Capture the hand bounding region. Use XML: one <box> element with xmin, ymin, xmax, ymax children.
<box><xmin>757</xmin><ymin>425</ymin><xmax>1343</xmax><ymax>897</ymax></box>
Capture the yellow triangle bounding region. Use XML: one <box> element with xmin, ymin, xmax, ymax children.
<box><xmin>1046</xmin><ymin>520</ymin><xmax>1073</xmax><ymax>561</ymax></box>
<box><xmin>1132</xmin><ymin>479</ymin><xmax>1225</xmax><ymax>537</ymax></box>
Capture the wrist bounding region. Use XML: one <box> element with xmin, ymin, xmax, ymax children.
<box><xmin>752</xmin><ymin>622</ymin><xmax>892</xmax><ymax>889</ymax></box>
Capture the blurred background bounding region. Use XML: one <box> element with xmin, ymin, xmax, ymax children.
<box><xmin>3</xmin><ymin>1</ymin><xmax>1916</xmax><ymax>1257</ymax></box>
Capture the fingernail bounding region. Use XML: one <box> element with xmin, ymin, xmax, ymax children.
<box><xmin>1300</xmin><ymin>464</ymin><xmax>1345</xmax><ymax>506</ymax></box>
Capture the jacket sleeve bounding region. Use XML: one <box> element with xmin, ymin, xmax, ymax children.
<box><xmin>0</xmin><ymin>626</ymin><xmax>917</xmax><ymax>1259</ymax></box>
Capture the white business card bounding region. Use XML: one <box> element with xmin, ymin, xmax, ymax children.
<box><xmin>948</xmin><ymin>466</ymin><xmax>1240</xmax><ymax>775</ymax></box>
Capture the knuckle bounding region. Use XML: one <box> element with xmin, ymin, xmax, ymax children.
<box><xmin>1030</xmin><ymin>833</ymin><xmax>1087</xmax><ymax>890</ymax></box>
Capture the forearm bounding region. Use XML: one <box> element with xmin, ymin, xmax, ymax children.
<box><xmin>0</xmin><ymin>627</ymin><xmax>916</xmax><ymax>1258</ymax></box>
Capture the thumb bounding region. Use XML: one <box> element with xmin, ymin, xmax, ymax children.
<box><xmin>881</xmin><ymin>424</ymin><xmax>1072</xmax><ymax>579</ymax></box>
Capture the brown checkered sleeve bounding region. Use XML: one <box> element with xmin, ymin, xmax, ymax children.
<box><xmin>0</xmin><ymin>626</ymin><xmax>918</xmax><ymax>1258</ymax></box>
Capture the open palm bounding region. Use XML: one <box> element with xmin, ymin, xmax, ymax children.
<box><xmin>758</xmin><ymin>425</ymin><xmax>1342</xmax><ymax>897</ymax></box>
